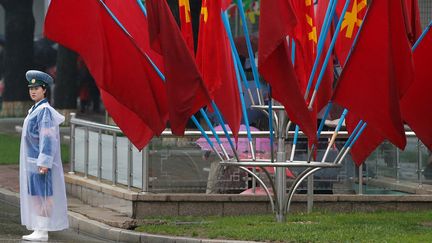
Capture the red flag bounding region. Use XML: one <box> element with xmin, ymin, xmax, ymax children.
<box><xmin>401</xmin><ymin>27</ymin><xmax>432</xmax><ymax>150</ymax></box>
<box><xmin>333</xmin><ymin>0</ymin><xmax>415</xmax><ymax>165</ymax></box>
<box><xmin>344</xmin><ymin>116</ymin><xmax>383</xmax><ymax>165</ymax></box>
<box><xmin>334</xmin><ymin>0</ymin><xmax>367</xmax><ymax>67</ymax></box>
<box><xmin>101</xmin><ymin>0</ymin><xmax>167</xmax><ymax>149</ymax></box>
<box><xmin>146</xmin><ymin>0</ymin><xmax>211</xmax><ymax>135</ymax></box>
<box><xmin>196</xmin><ymin>0</ymin><xmax>241</xmax><ymax>138</ymax></box>
<box><xmin>104</xmin><ymin>0</ymin><xmax>164</xmax><ymax>71</ymax></box>
<box><xmin>258</xmin><ymin>0</ymin><xmax>316</xmax><ymax>144</ymax></box>
<box><xmin>101</xmin><ymin>91</ymin><xmax>154</xmax><ymax>150</ymax></box>
<box><xmin>179</xmin><ymin>0</ymin><xmax>195</xmax><ymax>54</ymax></box>
<box><xmin>403</xmin><ymin>0</ymin><xmax>423</xmax><ymax>45</ymax></box>
<box><xmin>44</xmin><ymin>0</ymin><xmax>167</xmax><ymax>149</ymax></box>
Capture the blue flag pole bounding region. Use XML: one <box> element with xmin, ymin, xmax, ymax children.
<box><xmin>289</xmin><ymin>38</ymin><xmax>300</xmax><ymax>161</ymax></box>
<box><xmin>304</xmin><ymin>0</ymin><xmax>338</xmax><ymax>100</ymax></box>
<box><xmin>289</xmin><ymin>125</ymin><xmax>300</xmax><ymax>161</ymax></box>
<box><xmin>222</xmin><ymin>11</ymin><xmax>256</xmax><ymax>106</ymax></box>
<box><xmin>230</xmin><ymin>42</ymin><xmax>256</xmax><ymax>161</ymax></box>
<box><xmin>412</xmin><ymin>20</ymin><xmax>432</xmax><ymax>51</ymax></box>
<box><xmin>136</xmin><ymin>0</ymin><xmax>147</xmax><ymax>17</ymax></box>
<box><xmin>349</xmin><ymin>123</ymin><xmax>367</xmax><ymax>147</ymax></box>
<box><xmin>305</xmin><ymin>101</ymin><xmax>334</xmax><ymax>163</ymax></box>
<box><xmin>317</xmin><ymin>102</ymin><xmax>334</xmax><ymax>140</ymax></box>
<box><xmin>191</xmin><ymin>116</ymin><xmax>224</xmax><ymax>161</ymax></box>
<box><xmin>321</xmin><ymin>108</ymin><xmax>348</xmax><ymax>162</ymax></box>
<box><xmin>308</xmin><ymin>0</ymin><xmax>351</xmax><ymax>109</ymax></box>
<box><xmin>286</xmin><ymin>37</ymin><xmax>300</xmax><ymax>160</ymax></box>
<box><xmin>336</xmin><ymin>122</ymin><xmax>367</xmax><ymax>164</ymax></box>
<box><xmin>291</xmin><ymin>38</ymin><xmax>296</xmax><ymax>64</ymax></box>
<box><xmin>235</xmin><ymin>0</ymin><xmax>263</xmax><ymax>105</ymax></box>
<box><xmin>210</xmin><ymin>101</ymin><xmax>240</xmax><ymax>161</ymax></box>
<box><xmin>199</xmin><ymin>109</ymin><xmax>230</xmax><ymax>160</ymax></box>
<box><xmin>333</xmin><ymin>120</ymin><xmax>363</xmax><ymax>164</ymax></box>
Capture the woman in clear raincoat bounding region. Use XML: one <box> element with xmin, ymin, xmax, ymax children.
<box><xmin>20</xmin><ymin>70</ymin><xmax>68</xmax><ymax>241</ymax></box>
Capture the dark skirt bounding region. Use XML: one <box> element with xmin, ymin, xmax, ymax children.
<box><xmin>28</xmin><ymin>169</ymin><xmax>53</xmax><ymax>197</ymax></box>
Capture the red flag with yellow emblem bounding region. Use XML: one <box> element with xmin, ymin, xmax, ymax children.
<box><xmin>335</xmin><ymin>0</ymin><xmax>367</xmax><ymax>67</ymax></box>
<box><xmin>179</xmin><ymin>0</ymin><xmax>195</xmax><ymax>54</ymax></box>
<box><xmin>196</xmin><ymin>0</ymin><xmax>241</xmax><ymax>138</ymax></box>
<box><xmin>333</xmin><ymin>0</ymin><xmax>415</xmax><ymax>165</ymax></box>
<box><xmin>291</xmin><ymin>0</ymin><xmax>317</xmax><ymax>96</ymax></box>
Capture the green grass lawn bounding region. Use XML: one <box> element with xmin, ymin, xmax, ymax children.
<box><xmin>0</xmin><ymin>133</ymin><xmax>69</xmax><ymax>164</ymax></box>
<box><xmin>135</xmin><ymin>211</ymin><xmax>432</xmax><ymax>242</ymax></box>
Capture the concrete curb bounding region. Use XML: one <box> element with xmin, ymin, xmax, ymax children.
<box><xmin>0</xmin><ymin>187</ymin><xmax>258</xmax><ymax>243</ymax></box>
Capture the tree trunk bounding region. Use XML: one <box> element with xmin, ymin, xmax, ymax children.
<box><xmin>0</xmin><ymin>0</ymin><xmax>34</xmax><ymax>102</ymax></box>
<box><xmin>54</xmin><ymin>45</ymin><xmax>78</xmax><ymax>109</ymax></box>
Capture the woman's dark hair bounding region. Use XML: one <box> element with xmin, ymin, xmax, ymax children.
<box><xmin>42</xmin><ymin>86</ymin><xmax>50</xmax><ymax>99</ymax></box>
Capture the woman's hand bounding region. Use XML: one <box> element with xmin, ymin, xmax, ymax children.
<box><xmin>38</xmin><ymin>166</ymin><xmax>49</xmax><ymax>174</ymax></box>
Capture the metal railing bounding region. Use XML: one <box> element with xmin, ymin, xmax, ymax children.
<box><xmin>69</xmin><ymin>113</ymin><xmax>430</xmax><ymax>194</ymax></box>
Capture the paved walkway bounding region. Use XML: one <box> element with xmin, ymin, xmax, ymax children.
<box><xmin>0</xmin><ymin>116</ymin><xmax>254</xmax><ymax>243</ymax></box>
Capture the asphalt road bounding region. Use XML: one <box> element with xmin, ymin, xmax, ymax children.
<box><xmin>0</xmin><ymin>198</ymin><xmax>110</xmax><ymax>243</ymax></box>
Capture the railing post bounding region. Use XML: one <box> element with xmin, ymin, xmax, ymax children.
<box><xmin>396</xmin><ymin>147</ymin><xmax>400</xmax><ymax>183</ymax></box>
<box><xmin>112</xmin><ymin>133</ymin><xmax>118</xmax><ymax>186</ymax></box>
<box><xmin>275</xmin><ymin>109</ymin><xmax>287</xmax><ymax>222</ymax></box>
<box><xmin>142</xmin><ymin>145</ymin><xmax>149</xmax><ymax>192</ymax></box>
<box><xmin>358</xmin><ymin>164</ymin><xmax>363</xmax><ymax>195</ymax></box>
<box><xmin>127</xmin><ymin>140</ymin><xmax>133</xmax><ymax>190</ymax></box>
<box><xmin>417</xmin><ymin>139</ymin><xmax>423</xmax><ymax>187</ymax></box>
<box><xmin>97</xmin><ymin>129</ymin><xmax>102</xmax><ymax>182</ymax></box>
<box><xmin>84</xmin><ymin>127</ymin><xmax>89</xmax><ymax>178</ymax></box>
<box><xmin>69</xmin><ymin>113</ymin><xmax>76</xmax><ymax>174</ymax></box>
<box><xmin>307</xmin><ymin>174</ymin><xmax>314</xmax><ymax>213</ymax></box>
<box><xmin>375</xmin><ymin>150</ymin><xmax>379</xmax><ymax>179</ymax></box>
<box><xmin>252</xmin><ymin>138</ymin><xmax>256</xmax><ymax>194</ymax></box>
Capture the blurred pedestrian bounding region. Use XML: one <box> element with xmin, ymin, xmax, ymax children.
<box><xmin>79</xmin><ymin>81</ymin><xmax>90</xmax><ymax>113</ymax></box>
<box><xmin>20</xmin><ymin>70</ymin><xmax>68</xmax><ymax>241</ymax></box>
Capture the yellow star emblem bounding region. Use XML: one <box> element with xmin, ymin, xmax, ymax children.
<box><xmin>306</xmin><ymin>14</ymin><xmax>317</xmax><ymax>44</ymax></box>
<box><xmin>340</xmin><ymin>0</ymin><xmax>367</xmax><ymax>38</ymax></box>
<box><xmin>179</xmin><ymin>0</ymin><xmax>192</xmax><ymax>23</ymax></box>
<box><xmin>201</xmin><ymin>7</ymin><xmax>208</xmax><ymax>23</ymax></box>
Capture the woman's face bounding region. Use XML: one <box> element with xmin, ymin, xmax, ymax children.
<box><xmin>29</xmin><ymin>86</ymin><xmax>46</xmax><ymax>103</ymax></box>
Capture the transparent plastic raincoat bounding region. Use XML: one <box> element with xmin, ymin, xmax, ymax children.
<box><xmin>19</xmin><ymin>99</ymin><xmax>69</xmax><ymax>231</ymax></box>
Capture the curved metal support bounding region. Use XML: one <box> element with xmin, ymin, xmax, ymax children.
<box><xmin>250</xmin><ymin>105</ymin><xmax>279</xmax><ymax>136</ymax></box>
<box><xmin>285</xmin><ymin>167</ymin><xmax>322</xmax><ymax>213</ymax></box>
<box><xmin>285</xmin><ymin>121</ymin><xmax>292</xmax><ymax>139</ymax></box>
<box><xmin>258</xmin><ymin>166</ymin><xmax>278</xmax><ymax>207</ymax></box>
<box><xmin>238</xmin><ymin>166</ymin><xmax>276</xmax><ymax>212</ymax></box>
<box><xmin>285</xmin><ymin>167</ymin><xmax>314</xmax><ymax>209</ymax></box>
<box><xmin>181</xmin><ymin>152</ymin><xmax>204</xmax><ymax>181</ymax></box>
